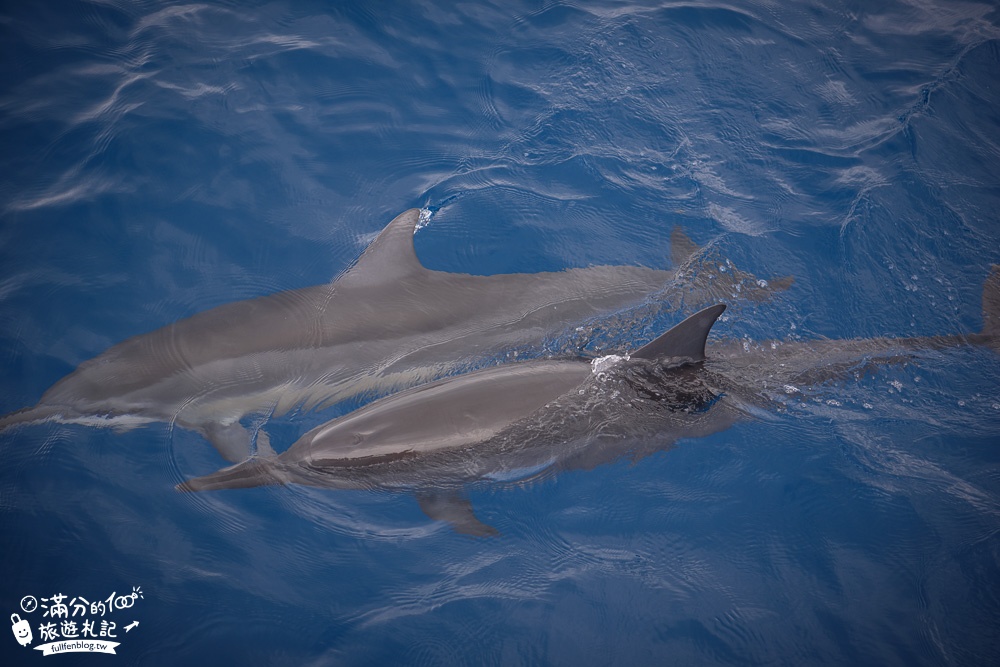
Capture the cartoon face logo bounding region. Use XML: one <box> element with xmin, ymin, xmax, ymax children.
<box><xmin>11</xmin><ymin>614</ymin><xmax>32</xmax><ymax>647</ymax></box>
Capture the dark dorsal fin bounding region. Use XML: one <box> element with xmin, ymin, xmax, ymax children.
<box><xmin>631</xmin><ymin>304</ymin><xmax>726</xmax><ymax>361</ymax></box>
<box><xmin>670</xmin><ymin>226</ymin><xmax>701</xmax><ymax>266</ymax></box>
<box><xmin>339</xmin><ymin>209</ymin><xmax>427</xmax><ymax>286</ymax></box>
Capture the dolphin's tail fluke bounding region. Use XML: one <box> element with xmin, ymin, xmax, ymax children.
<box><xmin>982</xmin><ymin>264</ymin><xmax>1000</xmax><ymax>346</ymax></box>
<box><xmin>177</xmin><ymin>457</ymin><xmax>286</xmax><ymax>492</ymax></box>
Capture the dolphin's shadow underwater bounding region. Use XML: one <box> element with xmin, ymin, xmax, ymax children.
<box><xmin>180</xmin><ymin>267</ymin><xmax>1000</xmax><ymax>536</ymax></box>
<box><xmin>0</xmin><ymin>209</ymin><xmax>788</xmax><ymax>461</ymax></box>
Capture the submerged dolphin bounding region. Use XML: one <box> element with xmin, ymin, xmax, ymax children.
<box><xmin>178</xmin><ymin>266</ymin><xmax>1000</xmax><ymax>535</ymax></box>
<box><xmin>0</xmin><ymin>209</ymin><xmax>787</xmax><ymax>460</ymax></box>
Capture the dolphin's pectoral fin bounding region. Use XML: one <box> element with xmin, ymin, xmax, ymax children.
<box><xmin>201</xmin><ymin>422</ymin><xmax>253</xmax><ymax>463</ymax></box>
<box><xmin>415</xmin><ymin>490</ymin><xmax>500</xmax><ymax>537</ymax></box>
<box><xmin>743</xmin><ymin>273</ymin><xmax>795</xmax><ymax>301</ymax></box>
<box><xmin>254</xmin><ymin>430</ymin><xmax>277</xmax><ymax>458</ymax></box>
<box><xmin>177</xmin><ymin>457</ymin><xmax>283</xmax><ymax>492</ymax></box>
<box><xmin>768</xmin><ymin>274</ymin><xmax>795</xmax><ymax>292</ymax></box>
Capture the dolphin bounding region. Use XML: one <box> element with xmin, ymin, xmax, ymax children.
<box><xmin>0</xmin><ymin>209</ymin><xmax>788</xmax><ymax>461</ymax></box>
<box><xmin>177</xmin><ymin>266</ymin><xmax>1000</xmax><ymax>535</ymax></box>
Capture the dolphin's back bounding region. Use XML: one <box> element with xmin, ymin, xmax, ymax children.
<box><xmin>295</xmin><ymin>360</ymin><xmax>592</xmax><ymax>465</ymax></box>
<box><xmin>177</xmin><ymin>360</ymin><xmax>592</xmax><ymax>492</ymax></box>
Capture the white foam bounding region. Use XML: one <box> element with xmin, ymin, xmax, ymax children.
<box><xmin>591</xmin><ymin>354</ymin><xmax>629</xmax><ymax>375</ymax></box>
<box><xmin>416</xmin><ymin>208</ymin><xmax>433</xmax><ymax>231</ymax></box>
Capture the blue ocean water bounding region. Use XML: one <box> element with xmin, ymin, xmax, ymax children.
<box><xmin>2</xmin><ymin>0</ymin><xmax>999</xmax><ymax>664</ymax></box>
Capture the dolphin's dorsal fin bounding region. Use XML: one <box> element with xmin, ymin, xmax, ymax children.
<box><xmin>670</xmin><ymin>226</ymin><xmax>701</xmax><ymax>266</ymax></box>
<box><xmin>631</xmin><ymin>304</ymin><xmax>726</xmax><ymax>361</ymax></box>
<box><xmin>339</xmin><ymin>209</ymin><xmax>427</xmax><ymax>286</ymax></box>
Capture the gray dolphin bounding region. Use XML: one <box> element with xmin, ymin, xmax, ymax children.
<box><xmin>178</xmin><ymin>266</ymin><xmax>999</xmax><ymax>535</ymax></box>
<box><xmin>0</xmin><ymin>209</ymin><xmax>787</xmax><ymax>460</ymax></box>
